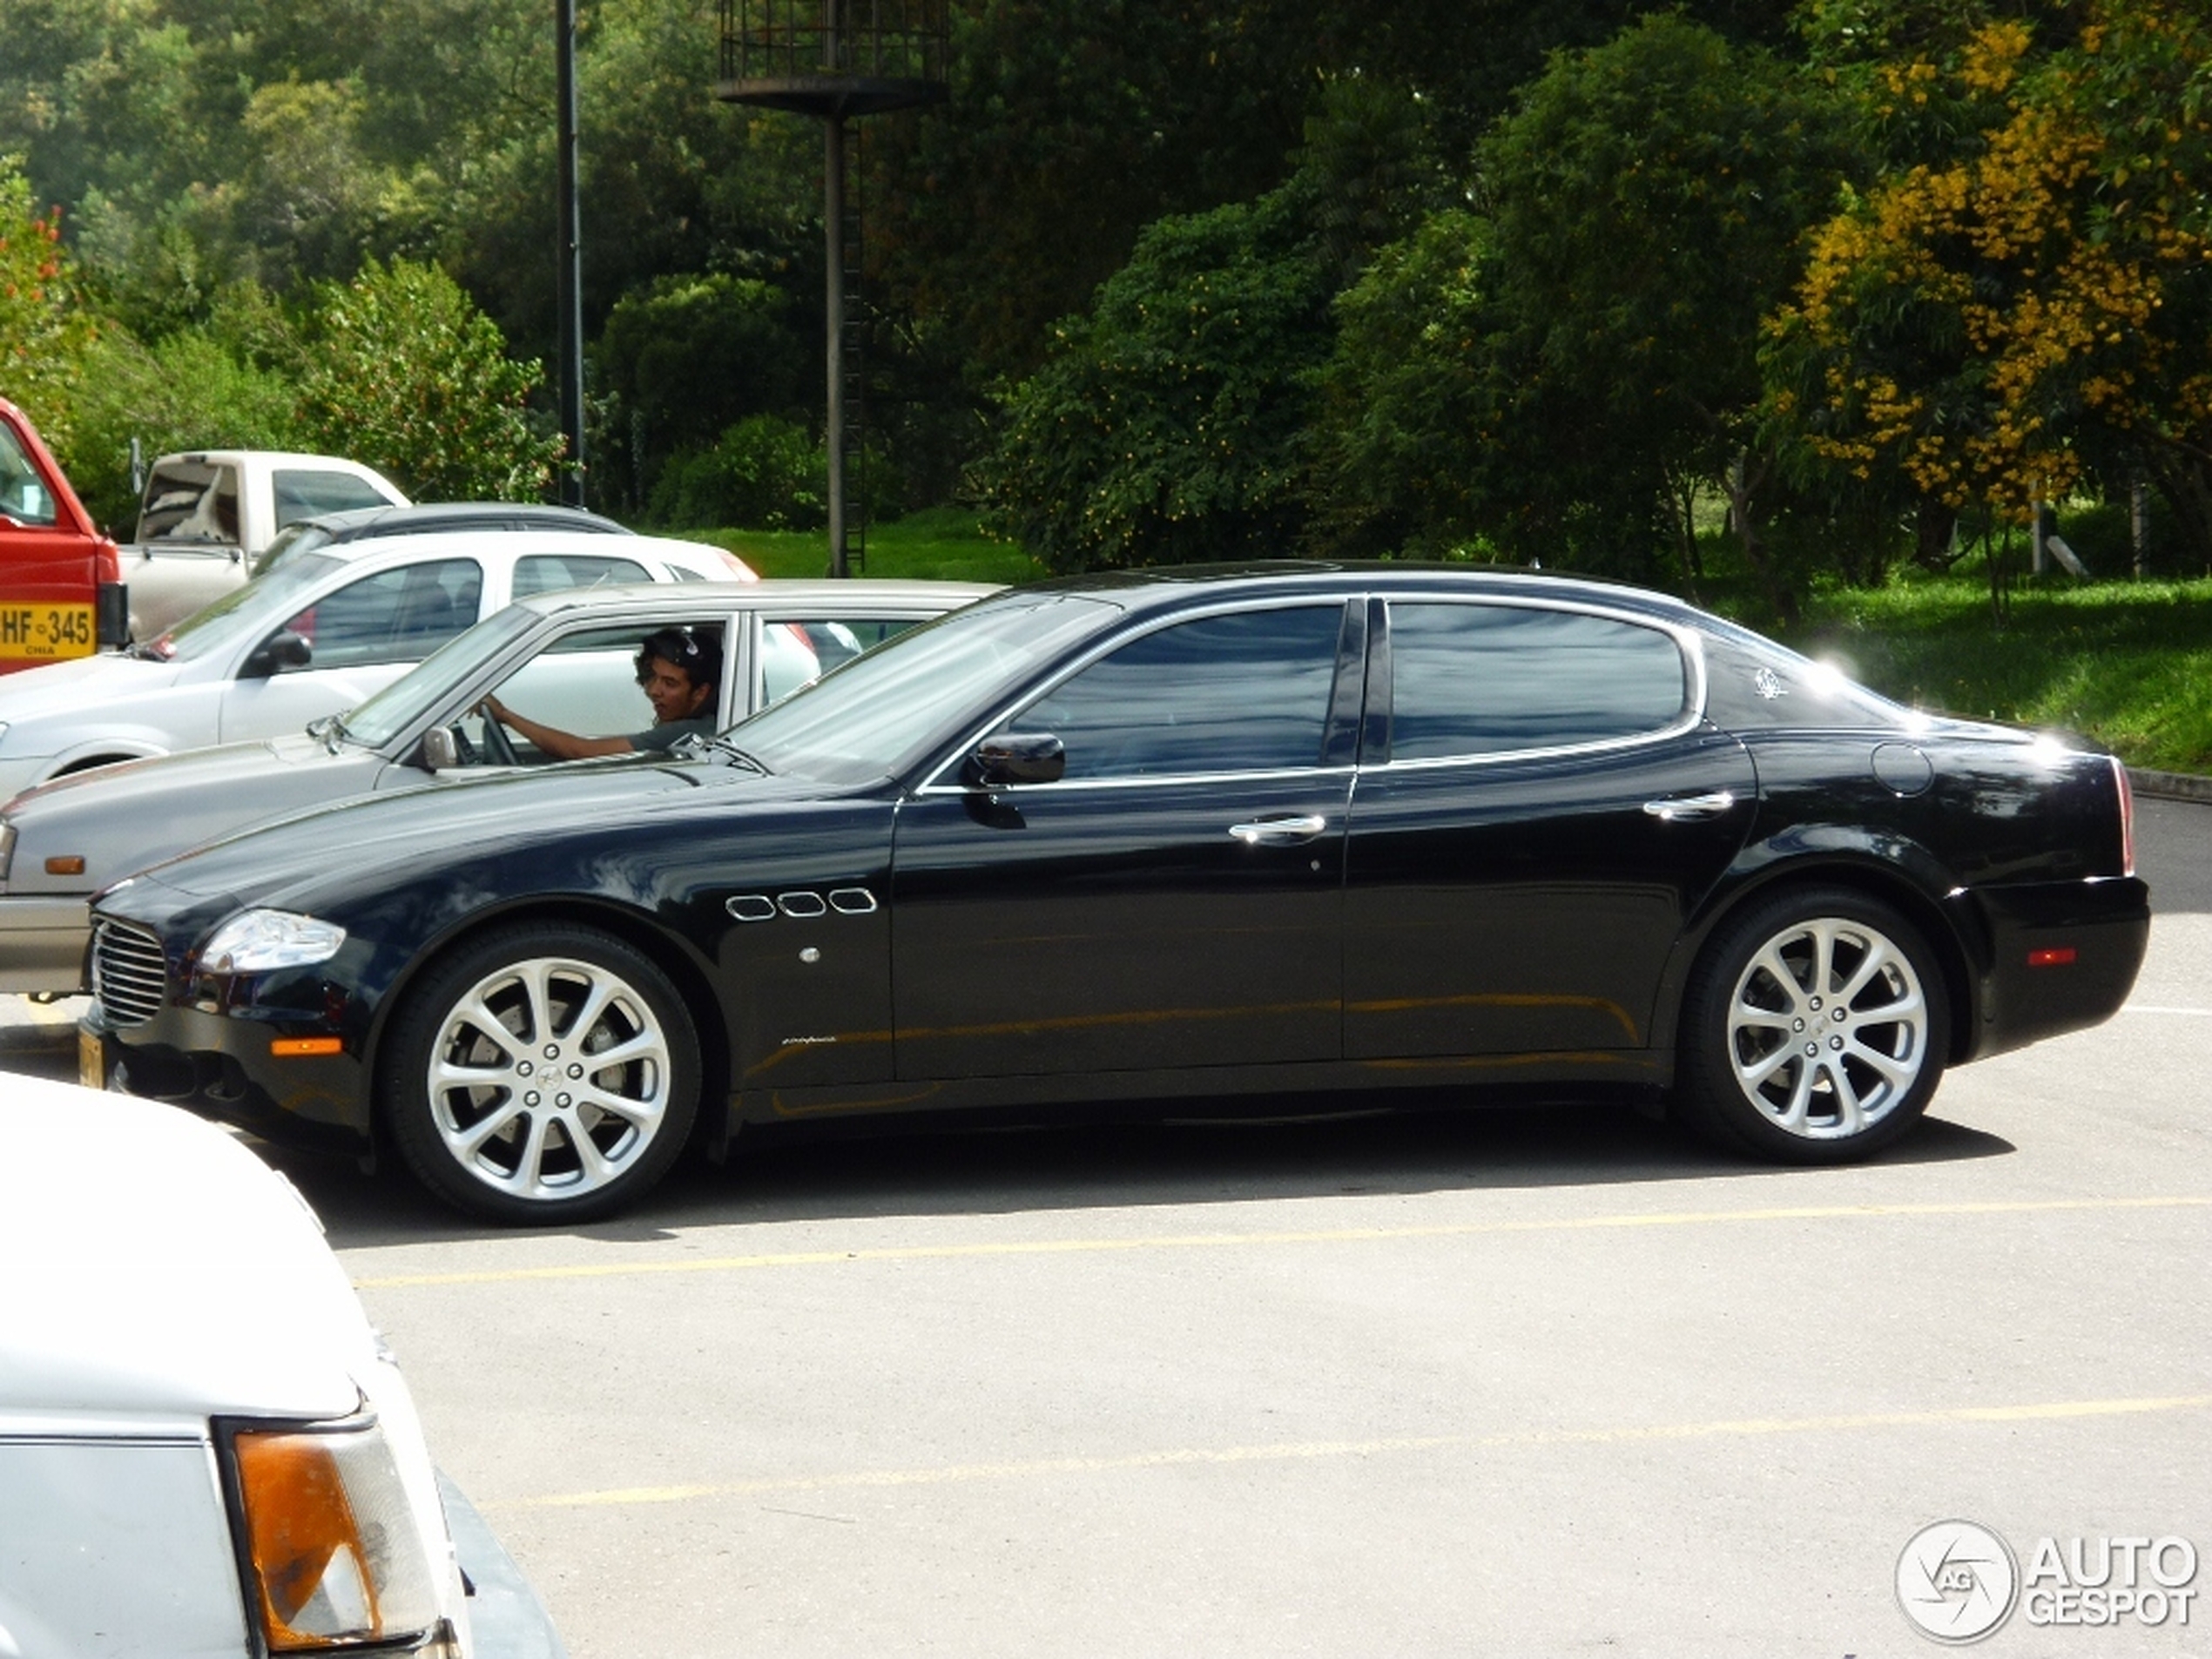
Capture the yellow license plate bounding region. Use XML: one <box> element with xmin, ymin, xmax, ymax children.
<box><xmin>78</xmin><ymin>1025</ymin><xmax>105</xmax><ymax>1089</ymax></box>
<box><xmin>0</xmin><ymin>603</ymin><xmax>95</xmax><ymax>661</ymax></box>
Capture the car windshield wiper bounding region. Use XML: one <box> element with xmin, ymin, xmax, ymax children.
<box><xmin>693</xmin><ymin>733</ymin><xmax>769</xmax><ymax>774</ymax></box>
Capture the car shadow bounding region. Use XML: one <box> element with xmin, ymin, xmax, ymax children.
<box><xmin>267</xmin><ymin>1096</ymin><xmax>2015</xmax><ymax>1252</ymax></box>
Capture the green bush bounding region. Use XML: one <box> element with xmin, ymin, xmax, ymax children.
<box><xmin>649</xmin><ymin>415</ymin><xmax>826</xmax><ymax>530</ymax></box>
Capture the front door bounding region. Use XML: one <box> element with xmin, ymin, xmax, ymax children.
<box><xmin>891</xmin><ymin>601</ymin><xmax>1360</xmax><ymax>1082</ymax></box>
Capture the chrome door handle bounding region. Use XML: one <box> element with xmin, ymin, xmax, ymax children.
<box><xmin>1229</xmin><ymin>813</ymin><xmax>1328</xmax><ymax>846</ymax></box>
<box><xmin>1642</xmin><ymin>791</ymin><xmax>1737</xmax><ymax>822</ymax></box>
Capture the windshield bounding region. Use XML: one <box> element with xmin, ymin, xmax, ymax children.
<box><xmin>142</xmin><ymin>552</ymin><xmax>350</xmax><ymax>664</ymax></box>
<box><xmin>338</xmin><ymin>604</ymin><xmax>540</xmax><ymax>747</ymax></box>
<box><xmin>730</xmin><ymin>592</ymin><xmax>1120</xmax><ymax>785</ymax></box>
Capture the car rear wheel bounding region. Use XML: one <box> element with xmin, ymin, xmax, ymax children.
<box><xmin>382</xmin><ymin>924</ymin><xmax>699</xmax><ymax>1224</ymax></box>
<box><xmin>1675</xmin><ymin>887</ymin><xmax>1948</xmax><ymax>1163</ymax></box>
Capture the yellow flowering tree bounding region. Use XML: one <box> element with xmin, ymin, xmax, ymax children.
<box><xmin>1768</xmin><ymin>1</ymin><xmax>2212</xmax><ymax>568</ymax></box>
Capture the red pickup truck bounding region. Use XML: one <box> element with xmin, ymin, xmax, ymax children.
<box><xmin>0</xmin><ymin>398</ymin><xmax>127</xmax><ymax>671</ymax></box>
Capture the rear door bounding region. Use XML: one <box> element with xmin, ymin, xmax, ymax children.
<box><xmin>1343</xmin><ymin>597</ymin><xmax>1756</xmax><ymax>1060</ymax></box>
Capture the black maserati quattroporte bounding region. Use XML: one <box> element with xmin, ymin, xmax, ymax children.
<box><xmin>84</xmin><ymin>565</ymin><xmax>2149</xmax><ymax>1223</ymax></box>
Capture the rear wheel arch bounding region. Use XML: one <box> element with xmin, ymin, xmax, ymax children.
<box><xmin>1662</xmin><ymin>860</ymin><xmax>1978</xmax><ymax>1069</ymax></box>
<box><xmin>1672</xmin><ymin>878</ymin><xmax>1955</xmax><ymax>1162</ymax></box>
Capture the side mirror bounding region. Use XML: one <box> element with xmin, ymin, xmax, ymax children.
<box><xmin>418</xmin><ymin>725</ymin><xmax>458</xmax><ymax>772</ymax></box>
<box><xmin>965</xmin><ymin>732</ymin><xmax>1065</xmax><ymax>788</ymax></box>
<box><xmin>242</xmin><ymin>630</ymin><xmax>313</xmax><ymax>678</ymax></box>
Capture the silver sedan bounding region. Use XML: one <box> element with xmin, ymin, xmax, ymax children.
<box><xmin>0</xmin><ymin>578</ymin><xmax>994</xmax><ymax>994</ymax></box>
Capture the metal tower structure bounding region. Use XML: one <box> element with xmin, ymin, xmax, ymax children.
<box><xmin>716</xmin><ymin>1</ymin><xmax>949</xmax><ymax>577</ymax></box>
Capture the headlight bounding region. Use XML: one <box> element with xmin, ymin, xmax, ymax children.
<box><xmin>201</xmin><ymin>909</ymin><xmax>347</xmax><ymax>974</ymax></box>
<box><xmin>225</xmin><ymin>1413</ymin><xmax>447</xmax><ymax>1650</ymax></box>
<box><xmin>0</xmin><ymin>821</ymin><xmax>15</xmax><ymax>886</ymax></box>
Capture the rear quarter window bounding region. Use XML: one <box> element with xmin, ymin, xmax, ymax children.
<box><xmin>1701</xmin><ymin>633</ymin><xmax>1912</xmax><ymax>732</ymax></box>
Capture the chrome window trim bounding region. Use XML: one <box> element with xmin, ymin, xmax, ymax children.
<box><xmin>918</xmin><ymin>763</ymin><xmax>1359</xmax><ymax>798</ymax></box>
<box><xmin>914</xmin><ymin>589</ymin><xmax>1712</xmax><ymax>794</ymax></box>
<box><xmin>1374</xmin><ymin>593</ymin><xmax>1710</xmax><ymax>770</ymax></box>
<box><xmin>913</xmin><ymin>593</ymin><xmax>1359</xmax><ymax>795</ymax></box>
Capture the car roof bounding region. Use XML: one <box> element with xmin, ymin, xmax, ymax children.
<box><xmin>0</xmin><ymin>1081</ymin><xmax>371</xmax><ymax>1425</ymax></box>
<box><xmin>1017</xmin><ymin>560</ymin><xmax>1713</xmax><ymax>630</ymax></box>
<box><xmin>303</xmin><ymin>527</ymin><xmax>732</xmax><ymax>571</ymax></box>
<box><xmin>512</xmin><ymin>577</ymin><xmax>1002</xmax><ymax>620</ymax></box>
<box><xmin>287</xmin><ymin>501</ymin><xmax>632</xmax><ymax>542</ymax></box>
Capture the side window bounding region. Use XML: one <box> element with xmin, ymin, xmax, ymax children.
<box><xmin>271</xmin><ymin>469</ymin><xmax>395</xmax><ymax>528</ymax></box>
<box><xmin>755</xmin><ymin>616</ymin><xmax>921</xmax><ymax>709</ymax></box>
<box><xmin>273</xmin><ymin>559</ymin><xmax>483</xmax><ymax>671</ymax></box>
<box><xmin>1386</xmin><ymin>603</ymin><xmax>1687</xmax><ymax>760</ymax></box>
<box><xmin>458</xmin><ymin>622</ymin><xmax>678</xmax><ymax>758</ymax></box>
<box><xmin>1008</xmin><ymin>605</ymin><xmax>1345</xmax><ymax>780</ymax></box>
<box><xmin>513</xmin><ymin>554</ymin><xmax>654</xmax><ymax>597</ymax></box>
<box><xmin>0</xmin><ymin>424</ymin><xmax>58</xmax><ymax>526</ymax></box>
<box><xmin>138</xmin><ymin>461</ymin><xmax>239</xmax><ymax>543</ymax></box>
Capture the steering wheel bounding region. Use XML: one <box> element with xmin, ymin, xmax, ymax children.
<box><xmin>480</xmin><ymin>709</ymin><xmax>521</xmax><ymax>766</ymax></box>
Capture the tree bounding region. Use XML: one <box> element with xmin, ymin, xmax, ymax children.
<box><xmin>295</xmin><ymin>256</ymin><xmax>565</xmax><ymax>499</ymax></box>
<box><xmin>1770</xmin><ymin>1</ymin><xmax>2212</xmax><ymax>570</ymax></box>
<box><xmin>1308</xmin><ymin>17</ymin><xmax>1851</xmax><ymax>607</ymax></box>
<box><xmin>981</xmin><ymin>183</ymin><xmax>1335</xmax><ymax>571</ymax></box>
<box><xmin>590</xmin><ymin>271</ymin><xmax>813</xmax><ymax>516</ymax></box>
<box><xmin>0</xmin><ymin>158</ymin><xmax>98</xmax><ymax>450</ymax></box>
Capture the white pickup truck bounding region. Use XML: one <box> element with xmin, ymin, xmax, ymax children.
<box><xmin>124</xmin><ymin>448</ymin><xmax>408</xmax><ymax>638</ymax></box>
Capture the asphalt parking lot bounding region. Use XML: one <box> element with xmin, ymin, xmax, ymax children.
<box><xmin>5</xmin><ymin>799</ymin><xmax>2207</xmax><ymax>1656</ymax></box>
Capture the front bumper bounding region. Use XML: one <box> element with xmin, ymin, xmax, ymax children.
<box><xmin>1960</xmin><ymin>873</ymin><xmax>2151</xmax><ymax>1062</ymax></box>
<box><xmin>0</xmin><ymin>893</ymin><xmax>91</xmax><ymax>993</ymax></box>
<box><xmin>82</xmin><ymin>994</ymin><xmax>374</xmax><ymax>1154</ymax></box>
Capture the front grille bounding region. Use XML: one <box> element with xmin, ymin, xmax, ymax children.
<box><xmin>91</xmin><ymin>919</ymin><xmax>169</xmax><ymax>1027</ymax></box>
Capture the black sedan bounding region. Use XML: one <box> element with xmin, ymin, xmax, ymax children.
<box><xmin>84</xmin><ymin>565</ymin><xmax>2149</xmax><ymax>1224</ymax></box>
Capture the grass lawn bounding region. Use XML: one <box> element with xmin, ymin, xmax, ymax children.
<box><xmin>1787</xmin><ymin>574</ymin><xmax>2212</xmax><ymax>775</ymax></box>
<box><xmin>678</xmin><ymin>506</ymin><xmax>1046</xmax><ymax>586</ymax></box>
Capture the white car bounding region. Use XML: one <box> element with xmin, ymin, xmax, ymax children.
<box><xmin>0</xmin><ymin>1076</ymin><xmax>563</xmax><ymax>1656</ymax></box>
<box><xmin>0</xmin><ymin>528</ymin><xmax>754</xmax><ymax>800</ymax></box>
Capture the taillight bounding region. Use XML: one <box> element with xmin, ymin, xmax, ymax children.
<box><xmin>224</xmin><ymin>1413</ymin><xmax>445</xmax><ymax>1651</ymax></box>
<box><xmin>2112</xmin><ymin>756</ymin><xmax>2136</xmax><ymax>878</ymax></box>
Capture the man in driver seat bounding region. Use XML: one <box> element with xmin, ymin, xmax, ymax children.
<box><xmin>479</xmin><ymin>625</ymin><xmax>722</xmax><ymax>759</ymax></box>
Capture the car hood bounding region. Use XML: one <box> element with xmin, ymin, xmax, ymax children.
<box><xmin>0</xmin><ymin>652</ymin><xmax>186</xmax><ymax>725</ymax></box>
<box><xmin>0</xmin><ymin>1081</ymin><xmax>373</xmax><ymax>1429</ymax></box>
<box><xmin>13</xmin><ymin>732</ymin><xmax>333</xmax><ymax>813</ymax></box>
<box><xmin>134</xmin><ymin>752</ymin><xmax>821</xmax><ymax>906</ymax></box>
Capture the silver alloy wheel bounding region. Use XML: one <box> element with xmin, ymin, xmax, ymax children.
<box><xmin>423</xmin><ymin>954</ymin><xmax>674</xmax><ymax>1203</ymax></box>
<box><xmin>1724</xmin><ymin>915</ymin><xmax>1931</xmax><ymax>1140</ymax></box>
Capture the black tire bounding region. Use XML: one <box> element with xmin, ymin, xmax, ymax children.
<box><xmin>1674</xmin><ymin>886</ymin><xmax>1949</xmax><ymax>1163</ymax></box>
<box><xmin>381</xmin><ymin>922</ymin><xmax>700</xmax><ymax>1224</ymax></box>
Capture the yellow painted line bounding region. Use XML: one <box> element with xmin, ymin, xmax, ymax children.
<box><xmin>481</xmin><ymin>1393</ymin><xmax>2212</xmax><ymax>1513</ymax></box>
<box><xmin>353</xmin><ymin>1195</ymin><xmax>2212</xmax><ymax>1290</ymax></box>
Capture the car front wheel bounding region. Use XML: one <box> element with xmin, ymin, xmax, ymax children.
<box><xmin>382</xmin><ymin>923</ymin><xmax>699</xmax><ymax>1224</ymax></box>
<box><xmin>1675</xmin><ymin>887</ymin><xmax>1949</xmax><ymax>1163</ymax></box>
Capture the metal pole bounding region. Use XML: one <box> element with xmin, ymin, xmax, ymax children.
<box><xmin>824</xmin><ymin>112</ymin><xmax>847</xmax><ymax>577</ymax></box>
<box><xmin>556</xmin><ymin>0</ymin><xmax>586</xmax><ymax>508</ymax></box>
